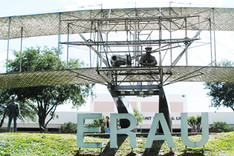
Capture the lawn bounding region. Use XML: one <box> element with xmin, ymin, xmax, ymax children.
<box><xmin>0</xmin><ymin>132</ymin><xmax>233</xmax><ymax>155</ymax></box>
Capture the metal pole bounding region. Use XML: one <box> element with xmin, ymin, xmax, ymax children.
<box><xmin>98</xmin><ymin>23</ymin><xmax>102</xmax><ymax>68</ymax></box>
<box><xmin>159</xmin><ymin>16</ymin><xmax>162</xmax><ymax>67</ymax></box>
<box><xmin>185</xmin><ymin>18</ymin><xmax>188</xmax><ymax>66</ymax></box>
<box><xmin>212</xmin><ymin>8</ymin><xmax>217</xmax><ymax>66</ymax></box>
<box><xmin>134</xmin><ymin>20</ymin><xmax>137</xmax><ymax>66</ymax></box>
<box><xmin>198</xmin><ymin>16</ymin><xmax>201</xmax><ymax>38</ymax></box>
<box><xmin>96</xmin><ymin>23</ymin><xmax>100</xmax><ymax>68</ymax></box>
<box><xmin>58</xmin><ymin>13</ymin><xmax>61</xmax><ymax>64</ymax></box>
<box><xmin>89</xmin><ymin>22</ymin><xmax>93</xmax><ymax>67</ymax></box>
<box><xmin>169</xmin><ymin>8</ymin><xmax>172</xmax><ymax>65</ymax></box>
<box><xmin>20</xmin><ymin>27</ymin><xmax>23</xmax><ymax>72</ymax></box>
<box><xmin>6</xmin><ymin>17</ymin><xmax>11</xmax><ymax>73</ymax></box>
<box><xmin>209</xmin><ymin>18</ymin><xmax>213</xmax><ymax>65</ymax></box>
<box><xmin>159</xmin><ymin>13</ymin><xmax>164</xmax><ymax>113</ymax></box>
<box><xmin>134</xmin><ymin>9</ymin><xmax>140</xmax><ymax>66</ymax></box>
<box><xmin>137</xmin><ymin>21</ymin><xmax>140</xmax><ymax>64</ymax></box>
<box><xmin>66</xmin><ymin>23</ymin><xmax>70</xmax><ymax>68</ymax></box>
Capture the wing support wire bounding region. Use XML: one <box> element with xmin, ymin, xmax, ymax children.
<box><xmin>79</xmin><ymin>34</ymin><xmax>109</xmax><ymax>66</ymax></box>
<box><xmin>68</xmin><ymin>69</ymin><xmax>103</xmax><ymax>84</ymax></box>
<box><xmin>96</xmin><ymin>68</ymin><xmax>112</xmax><ymax>84</ymax></box>
<box><xmin>171</xmin><ymin>30</ymin><xmax>201</xmax><ymax>66</ymax></box>
<box><xmin>163</xmin><ymin>65</ymin><xmax>210</xmax><ymax>86</ymax></box>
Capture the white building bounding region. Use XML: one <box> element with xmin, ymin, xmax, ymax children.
<box><xmin>91</xmin><ymin>94</ymin><xmax>187</xmax><ymax>130</ymax></box>
<box><xmin>1</xmin><ymin>94</ymin><xmax>234</xmax><ymax>132</ymax></box>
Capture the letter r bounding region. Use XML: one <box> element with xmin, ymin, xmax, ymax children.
<box><xmin>110</xmin><ymin>113</ymin><xmax>137</xmax><ymax>148</ymax></box>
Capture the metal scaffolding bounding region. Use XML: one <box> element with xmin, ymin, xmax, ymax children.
<box><xmin>0</xmin><ymin>7</ymin><xmax>233</xmax><ymax>129</ymax></box>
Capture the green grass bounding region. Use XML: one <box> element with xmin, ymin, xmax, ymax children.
<box><xmin>0</xmin><ymin>132</ymin><xmax>233</xmax><ymax>155</ymax></box>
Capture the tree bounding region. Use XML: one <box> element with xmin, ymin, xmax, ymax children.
<box><xmin>205</xmin><ymin>82</ymin><xmax>234</xmax><ymax>111</ymax></box>
<box><xmin>204</xmin><ymin>60</ymin><xmax>234</xmax><ymax>111</ymax></box>
<box><xmin>4</xmin><ymin>47</ymin><xmax>93</xmax><ymax>132</ymax></box>
<box><xmin>210</xmin><ymin>121</ymin><xmax>233</xmax><ymax>132</ymax></box>
<box><xmin>60</xmin><ymin>122</ymin><xmax>77</xmax><ymax>133</ymax></box>
<box><xmin>86</xmin><ymin>116</ymin><xmax>107</xmax><ymax>133</ymax></box>
<box><xmin>133</xmin><ymin>108</ymin><xmax>144</xmax><ymax>126</ymax></box>
<box><xmin>187</xmin><ymin>115</ymin><xmax>201</xmax><ymax>132</ymax></box>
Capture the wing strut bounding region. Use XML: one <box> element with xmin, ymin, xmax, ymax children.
<box><xmin>171</xmin><ymin>31</ymin><xmax>201</xmax><ymax>66</ymax></box>
<box><xmin>79</xmin><ymin>34</ymin><xmax>109</xmax><ymax>66</ymax></box>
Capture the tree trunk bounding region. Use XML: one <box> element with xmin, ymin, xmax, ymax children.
<box><xmin>37</xmin><ymin>102</ymin><xmax>57</xmax><ymax>133</ymax></box>
<box><xmin>38</xmin><ymin>102</ymin><xmax>47</xmax><ymax>133</ymax></box>
<box><xmin>38</xmin><ymin>110</ymin><xmax>46</xmax><ymax>133</ymax></box>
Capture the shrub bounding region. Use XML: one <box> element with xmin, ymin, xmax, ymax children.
<box><xmin>188</xmin><ymin>115</ymin><xmax>201</xmax><ymax>132</ymax></box>
<box><xmin>134</xmin><ymin>108</ymin><xmax>144</xmax><ymax>126</ymax></box>
<box><xmin>210</xmin><ymin>121</ymin><xmax>233</xmax><ymax>132</ymax></box>
<box><xmin>86</xmin><ymin>116</ymin><xmax>107</xmax><ymax>133</ymax></box>
<box><xmin>60</xmin><ymin>122</ymin><xmax>77</xmax><ymax>133</ymax></box>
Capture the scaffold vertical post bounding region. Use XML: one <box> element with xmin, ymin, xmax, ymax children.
<box><xmin>209</xmin><ymin>18</ymin><xmax>213</xmax><ymax>65</ymax></box>
<box><xmin>212</xmin><ymin>8</ymin><xmax>217</xmax><ymax>66</ymax></box>
<box><xmin>58</xmin><ymin>13</ymin><xmax>61</xmax><ymax>68</ymax></box>
<box><xmin>6</xmin><ymin>17</ymin><xmax>11</xmax><ymax>73</ymax></box>
<box><xmin>169</xmin><ymin>7</ymin><xmax>172</xmax><ymax>65</ymax></box>
<box><xmin>20</xmin><ymin>27</ymin><xmax>23</xmax><ymax>72</ymax></box>
<box><xmin>185</xmin><ymin>18</ymin><xmax>188</xmax><ymax>66</ymax></box>
<box><xmin>66</xmin><ymin>23</ymin><xmax>70</xmax><ymax>68</ymax></box>
<box><xmin>159</xmin><ymin>15</ymin><xmax>162</xmax><ymax>67</ymax></box>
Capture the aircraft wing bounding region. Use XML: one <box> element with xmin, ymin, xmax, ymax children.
<box><xmin>0</xmin><ymin>7</ymin><xmax>233</xmax><ymax>40</ymax></box>
<box><xmin>0</xmin><ymin>66</ymin><xmax>233</xmax><ymax>89</ymax></box>
<box><xmin>163</xmin><ymin>66</ymin><xmax>234</xmax><ymax>85</ymax></box>
<box><xmin>0</xmin><ymin>68</ymin><xmax>106</xmax><ymax>89</ymax></box>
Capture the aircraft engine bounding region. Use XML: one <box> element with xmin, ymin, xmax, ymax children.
<box><xmin>111</xmin><ymin>54</ymin><xmax>131</xmax><ymax>67</ymax></box>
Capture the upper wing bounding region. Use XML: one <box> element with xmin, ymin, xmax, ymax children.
<box><xmin>0</xmin><ymin>7</ymin><xmax>233</xmax><ymax>40</ymax></box>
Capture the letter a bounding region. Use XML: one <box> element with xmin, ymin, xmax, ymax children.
<box><xmin>145</xmin><ymin>113</ymin><xmax>175</xmax><ymax>148</ymax></box>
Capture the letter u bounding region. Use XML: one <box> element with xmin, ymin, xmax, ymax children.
<box><xmin>181</xmin><ymin>113</ymin><xmax>209</xmax><ymax>148</ymax></box>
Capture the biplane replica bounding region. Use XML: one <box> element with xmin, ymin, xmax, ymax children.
<box><xmin>0</xmin><ymin>7</ymin><xmax>233</xmax><ymax>129</ymax></box>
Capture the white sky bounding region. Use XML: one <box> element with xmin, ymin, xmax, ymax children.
<box><xmin>0</xmin><ymin>0</ymin><xmax>233</xmax><ymax>112</ymax></box>
<box><xmin>0</xmin><ymin>0</ymin><xmax>233</xmax><ymax>17</ymax></box>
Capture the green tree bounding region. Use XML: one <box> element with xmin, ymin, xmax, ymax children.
<box><xmin>204</xmin><ymin>60</ymin><xmax>234</xmax><ymax>111</ymax></box>
<box><xmin>210</xmin><ymin>121</ymin><xmax>233</xmax><ymax>132</ymax></box>
<box><xmin>4</xmin><ymin>47</ymin><xmax>93</xmax><ymax>132</ymax></box>
<box><xmin>188</xmin><ymin>115</ymin><xmax>201</xmax><ymax>132</ymax></box>
<box><xmin>86</xmin><ymin>116</ymin><xmax>107</xmax><ymax>133</ymax></box>
<box><xmin>133</xmin><ymin>108</ymin><xmax>144</xmax><ymax>126</ymax></box>
<box><xmin>60</xmin><ymin>122</ymin><xmax>77</xmax><ymax>133</ymax></box>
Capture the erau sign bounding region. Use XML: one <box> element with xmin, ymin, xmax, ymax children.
<box><xmin>77</xmin><ymin>113</ymin><xmax>209</xmax><ymax>150</ymax></box>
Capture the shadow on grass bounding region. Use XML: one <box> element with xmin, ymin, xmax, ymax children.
<box><xmin>74</xmin><ymin>140</ymin><xmax>173</xmax><ymax>156</ymax></box>
<box><xmin>126</xmin><ymin>152</ymin><xmax>136</xmax><ymax>156</ymax></box>
<box><xmin>74</xmin><ymin>154</ymin><xmax>96</xmax><ymax>156</ymax></box>
<box><xmin>99</xmin><ymin>135</ymin><xmax>128</xmax><ymax>156</ymax></box>
<box><xmin>142</xmin><ymin>141</ymin><xmax>164</xmax><ymax>156</ymax></box>
<box><xmin>75</xmin><ymin>135</ymin><xmax>128</xmax><ymax>156</ymax></box>
<box><xmin>74</xmin><ymin>138</ymin><xmax>205</xmax><ymax>156</ymax></box>
<box><xmin>179</xmin><ymin>154</ymin><xmax>204</xmax><ymax>156</ymax></box>
<box><xmin>178</xmin><ymin>151</ymin><xmax>204</xmax><ymax>156</ymax></box>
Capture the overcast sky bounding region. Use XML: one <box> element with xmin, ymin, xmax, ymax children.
<box><xmin>0</xmin><ymin>0</ymin><xmax>233</xmax><ymax>112</ymax></box>
<box><xmin>0</xmin><ymin>0</ymin><xmax>233</xmax><ymax>17</ymax></box>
